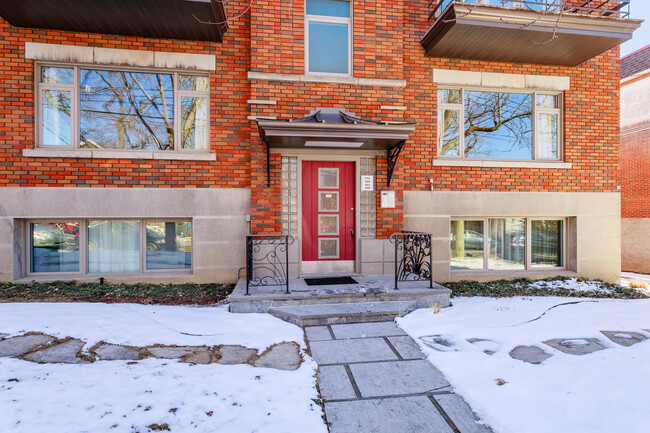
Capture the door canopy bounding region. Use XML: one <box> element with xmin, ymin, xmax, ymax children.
<box><xmin>256</xmin><ymin>110</ymin><xmax>416</xmax><ymax>187</ymax></box>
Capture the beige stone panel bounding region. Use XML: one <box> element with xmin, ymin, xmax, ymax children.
<box><xmin>93</xmin><ymin>47</ymin><xmax>154</xmax><ymax>67</ymax></box>
<box><xmin>524</xmin><ymin>74</ymin><xmax>571</xmax><ymax>91</ymax></box>
<box><xmin>360</xmin><ymin>239</ymin><xmax>385</xmax><ymax>262</ymax></box>
<box><xmin>383</xmin><ymin>238</ymin><xmax>396</xmax><ymax>263</ymax></box>
<box><xmin>576</xmin><ymin>237</ymin><xmax>621</xmax><ymax>259</ymax></box>
<box><xmin>575</xmin><ymin>215</ymin><xmax>621</xmax><ymax>238</ymax></box>
<box><xmin>0</xmin><ymin>188</ymin><xmax>250</xmax><ymax>218</ymax></box>
<box><xmin>576</xmin><ymin>259</ymin><xmax>621</xmax><ymax>284</ymax></box>
<box><xmin>482</xmin><ymin>72</ymin><xmax>526</xmax><ymax>88</ymax></box>
<box><xmin>188</xmin><ymin>268</ymin><xmax>238</xmax><ymax>284</ymax></box>
<box><xmin>432</xmin><ymin>69</ymin><xmax>481</xmax><ymax>86</ymax></box>
<box><xmin>404</xmin><ymin>191</ymin><xmax>619</xmax><ymax>217</ymax></box>
<box><xmin>404</xmin><ymin>216</ymin><xmax>450</xmax><ymax>237</ymax></box>
<box><xmin>431</xmin><ymin>239</ymin><xmax>450</xmax><ymax>262</ymax></box>
<box><xmin>621</xmin><ymin>218</ymin><xmax>650</xmax><ymax>273</ymax></box>
<box><xmin>0</xmin><ymin>245</ymin><xmax>12</xmax><ymax>274</ymax></box>
<box><xmin>192</xmin><ymin>217</ymin><xmax>248</xmax><ymax>242</ymax></box>
<box><xmin>192</xmin><ymin>242</ymin><xmax>245</xmax><ymax>268</ymax></box>
<box><xmin>25</xmin><ymin>42</ymin><xmax>94</xmax><ymax>63</ymax></box>
<box><xmin>431</xmin><ymin>262</ymin><xmax>450</xmax><ymax>282</ymax></box>
<box><xmin>154</xmin><ymin>51</ymin><xmax>215</xmax><ymax>71</ymax></box>
<box><xmin>0</xmin><ymin>272</ymin><xmax>12</xmax><ymax>283</ymax></box>
<box><xmin>0</xmin><ymin>218</ymin><xmax>13</xmax><ymax>245</ymax></box>
<box><xmin>288</xmin><ymin>263</ymin><xmax>300</xmax><ymax>278</ymax></box>
<box><xmin>360</xmin><ymin>262</ymin><xmax>384</xmax><ymax>276</ymax></box>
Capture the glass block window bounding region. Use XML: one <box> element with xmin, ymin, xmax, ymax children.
<box><xmin>359</xmin><ymin>157</ymin><xmax>376</xmax><ymax>238</ymax></box>
<box><xmin>281</xmin><ymin>156</ymin><xmax>299</xmax><ymax>236</ymax></box>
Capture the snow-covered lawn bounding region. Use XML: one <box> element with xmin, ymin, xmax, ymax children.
<box><xmin>398</xmin><ymin>297</ymin><xmax>650</xmax><ymax>433</ymax></box>
<box><xmin>0</xmin><ymin>303</ymin><xmax>327</xmax><ymax>433</ymax></box>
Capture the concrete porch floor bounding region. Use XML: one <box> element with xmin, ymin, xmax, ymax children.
<box><xmin>228</xmin><ymin>275</ymin><xmax>451</xmax><ymax>314</ymax></box>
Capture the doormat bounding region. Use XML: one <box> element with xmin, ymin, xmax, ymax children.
<box><xmin>304</xmin><ymin>276</ymin><xmax>358</xmax><ymax>286</ymax></box>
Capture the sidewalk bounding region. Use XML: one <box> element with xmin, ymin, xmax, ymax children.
<box><xmin>305</xmin><ymin>321</ymin><xmax>492</xmax><ymax>433</ymax></box>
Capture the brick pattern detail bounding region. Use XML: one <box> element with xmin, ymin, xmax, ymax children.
<box><xmin>621</xmin><ymin>120</ymin><xmax>650</xmax><ymax>218</ymax></box>
<box><xmin>0</xmin><ymin>0</ymin><xmax>622</xmax><ymax>239</ymax></box>
<box><xmin>0</xmin><ymin>0</ymin><xmax>252</xmax><ymax>189</ymax></box>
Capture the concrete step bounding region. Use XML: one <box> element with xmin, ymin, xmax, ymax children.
<box><xmin>268</xmin><ymin>301</ymin><xmax>417</xmax><ymax>326</ymax></box>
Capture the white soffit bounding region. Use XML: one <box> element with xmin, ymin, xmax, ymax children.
<box><xmin>433</xmin><ymin>69</ymin><xmax>570</xmax><ymax>91</ymax></box>
<box><xmin>25</xmin><ymin>42</ymin><xmax>216</xmax><ymax>71</ymax></box>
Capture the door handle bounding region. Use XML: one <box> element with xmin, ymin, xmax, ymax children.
<box><xmin>351</xmin><ymin>227</ymin><xmax>355</xmax><ymax>237</ymax></box>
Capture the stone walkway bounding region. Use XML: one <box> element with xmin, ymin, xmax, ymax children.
<box><xmin>0</xmin><ymin>333</ymin><xmax>302</xmax><ymax>370</ymax></box>
<box><xmin>305</xmin><ymin>321</ymin><xmax>493</xmax><ymax>433</ymax></box>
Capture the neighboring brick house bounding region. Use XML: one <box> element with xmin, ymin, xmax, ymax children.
<box><xmin>0</xmin><ymin>1</ymin><xmax>640</xmax><ymax>284</ymax></box>
<box><xmin>621</xmin><ymin>44</ymin><xmax>650</xmax><ymax>273</ymax></box>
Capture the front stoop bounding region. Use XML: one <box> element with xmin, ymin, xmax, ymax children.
<box><xmin>268</xmin><ymin>301</ymin><xmax>417</xmax><ymax>326</ymax></box>
<box><xmin>228</xmin><ymin>275</ymin><xmax>451</xmax><ymax>316</ymax></box>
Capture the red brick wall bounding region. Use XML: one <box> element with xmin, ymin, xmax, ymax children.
<box><xmin>0</xmin><ymin>0</ymin><xmax>252</xmax><ymax>188</ymax></box>
<box><xmin>0</xmin><ymin>1</ymin><xmax>622</xmax><ymax>239</ymax></box>
<box><xmin>621</xmin><ymin>119</ymin><xmax>650</xmax><ymax>218</ymax></box>
<box><xmin>249</xmin><ymin>0</ymin><xmax>620</xmax><ymax>234</ymax></box>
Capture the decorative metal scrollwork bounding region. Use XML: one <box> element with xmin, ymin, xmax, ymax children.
<box><xmin>246</xmin><ymin>234</ymin><xmax>294</xmax><ymax>295</ymax></box>
<box><xmin>389</xmin><ymin>231</ymin><xmax>433</xmax><ymax>290</ymax></box>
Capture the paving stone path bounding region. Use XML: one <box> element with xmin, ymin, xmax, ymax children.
<box><xmin>305</xmin><ymin>321</ymin><xmax>493</xmax><ymax>433</ymax></box>
<box><xmin>0</xmin><ymin>333</ymin><xmax>301</xmax><ymax>370</ymax></box>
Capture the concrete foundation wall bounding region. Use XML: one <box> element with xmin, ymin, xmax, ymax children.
<box><xmin>622</xmin><ymin>218</ymin><xmax>650</xmax><ymax>273</ymax></box>
<box><xmin>403</xmin><ymin>191</ymin><xmax>621</xmax><ymax>284</ymax></box>
<box><xmin>0</xmin><ymin>187</ymin><xmax>250</xmax><ymax>283</ymax></box>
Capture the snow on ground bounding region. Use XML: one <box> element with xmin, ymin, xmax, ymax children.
<box><xmin>0</xmin><ymin>303</ymin><xmax>327</xmax><ymax>433</ymax></box>
<box><xmin>0</xmin><ymin>303</ymin><xmax>304</xmax><ymax>350</ymax></box>
<box><xmin>529</xmin><ymin>277</ymin><xmax>619</xmax><ymax>293</ymax></box>
<box><xmin>398</xmin><ymin>297</ymin><xmax>650</xmax><ymax>433</ymax></box>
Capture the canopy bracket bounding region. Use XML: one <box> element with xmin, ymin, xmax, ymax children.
<box><xmin>387</xmin><ymin>140</ymin><xmax>406</xmax><ymax>188</ymax></box>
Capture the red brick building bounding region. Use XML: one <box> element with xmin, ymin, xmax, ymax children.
<box><xmin>621</xmin><ymin>44</ymin><xmax>650</xmax><ymax>273</ymax></box>
<box><xmin>0</xmin><ymin>1</ymin><xmax>640</xmax><ymax>284</ymax></box>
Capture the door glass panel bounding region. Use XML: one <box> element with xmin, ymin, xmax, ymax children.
<box><xmin>319</xmin><ymin>239</ymin><xmax>338</xmax><ymax>258</ymax></box>
<box><xmin>319</xmin><ymin>192</ymin><xmax>338</xmax><ymax>211</ymax></box>
<box><xmin>319</xmin><ymin>215</ymin><xmax>338</xmax><ymax>235</ymax></box>
<box><xmin>319</xmin><ymin>168</ymin><xmax>338</xmax><ymax>188</ymax></box>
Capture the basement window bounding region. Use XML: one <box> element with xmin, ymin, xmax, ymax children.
<box><xmin>37</xmin><ymin>65</ymin><xmax>209</xmax><ymax>152</ymax></box>
<box><xmin>28</xmin><ymin>220</ymin><xmax>192</xmax><ymax>276</ymax></box>
<box><xmin>450</xmin><ymin>218</ymin><xmax>564</xmax><ymax>272</ymax></box>
<box><xmin>437</xmin><ymin>88</ymin><xmax>562</xmax><ymax>160</ymax></box>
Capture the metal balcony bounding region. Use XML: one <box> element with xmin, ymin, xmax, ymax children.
<box><xmin>421</xmin><ymin>1</ymin><xmax>642</xmax><ymax>66</ymax></box>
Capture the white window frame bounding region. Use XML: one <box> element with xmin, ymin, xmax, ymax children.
<box><xmin>35</xmin><ymin>63</ymin><xmax>210</xmax><ymax>153</ymax></box>
<box><xmin>437</xmin><ymin>87</ymin><xmax>563</xmax><ymax>161</ymax></box>
<box><xmin>26</xmin><ymin>219</ymin><xmax>193</xmax><ymax>277</ymax></box>
<box><xmin>305</xmin><ymin>0</ymin><xmax>353</xmax><ymax>76</ymax></box>
<box><xmin>450</xmin><ymin>217</ymin><xmax>567</xmax><ymax>272</ymax></box>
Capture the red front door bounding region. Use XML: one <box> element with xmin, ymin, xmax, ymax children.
<box><xmin>302</xmin><ymin>161</ymin><xmax>355</xmax><ymax>274</ymax></box>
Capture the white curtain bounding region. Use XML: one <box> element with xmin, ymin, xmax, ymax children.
<box><xmin>88</xmin><ymin>221</ymin><xmax>140</xmax><ymax>273</ymax></box>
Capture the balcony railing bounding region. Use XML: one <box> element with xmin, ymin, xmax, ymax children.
<box><xmin>390</xmin><ymin>232</ymin><xmax>434</xmax><ymax>290</ymax></box>
<box><xmin>429</xmin><ymin>1</ymin><xmax>631</xmax><ymax>23</ymax></box>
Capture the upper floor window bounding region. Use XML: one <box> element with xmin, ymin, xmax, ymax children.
<box><xmin>305</xmin><ymin>0</ymin><xmax>351</xmax><ymax>75</ymax></box>
<box><xmin>38</xmin><ymin>65</ymin><xmax>209</xmax><ymax>151</ymax></box>
<box><xmin>437</xmin><ymin>88</ymin><xmax>562</xmax><ymax>160</ymax></box>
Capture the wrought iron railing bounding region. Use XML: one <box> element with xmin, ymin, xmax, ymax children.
<box><xmin>245</xmin><ymin>234</ymin><xmax>293</xmax><ymax>296</ymax></box>
<box><xmin>428</xmin><ymin>0</ymin><xmax>631</xmax><ymax>22</ymax></box>
<box><xmin>390</xmin><ymin>232</ymin><xmax>433</xmax><ymax>290</ymax></box>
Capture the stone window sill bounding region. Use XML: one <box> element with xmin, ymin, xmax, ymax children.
<box><xmin>23</xmin><ymin>148</ymin><xmax>217</xmax><ymax>161</ymax></box>
<box><xmin>450</xmin><ymin>269</ymin><xmax>578</xmax><ymax>281</ymax></box>
<box><xmin>433</xmin><ymin>159</ymin><xmax>572</xmax><ymax>169</ymax></box>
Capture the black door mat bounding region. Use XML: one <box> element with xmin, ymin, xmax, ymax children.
<box><xmin>304</xmin><ymin>276</ymin><xmax>358</xmax><ymax>286</ymax></box>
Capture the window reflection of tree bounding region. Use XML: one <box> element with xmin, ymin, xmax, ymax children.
<box><xmin>464</xmin><ymin>91</ymin><xmax>532</xmax><ymax>158</ymax></box>
<box><xmin>80</xmin><ymin>70</ymin><xmax>174</xmax><ymax>150</ymax></box>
